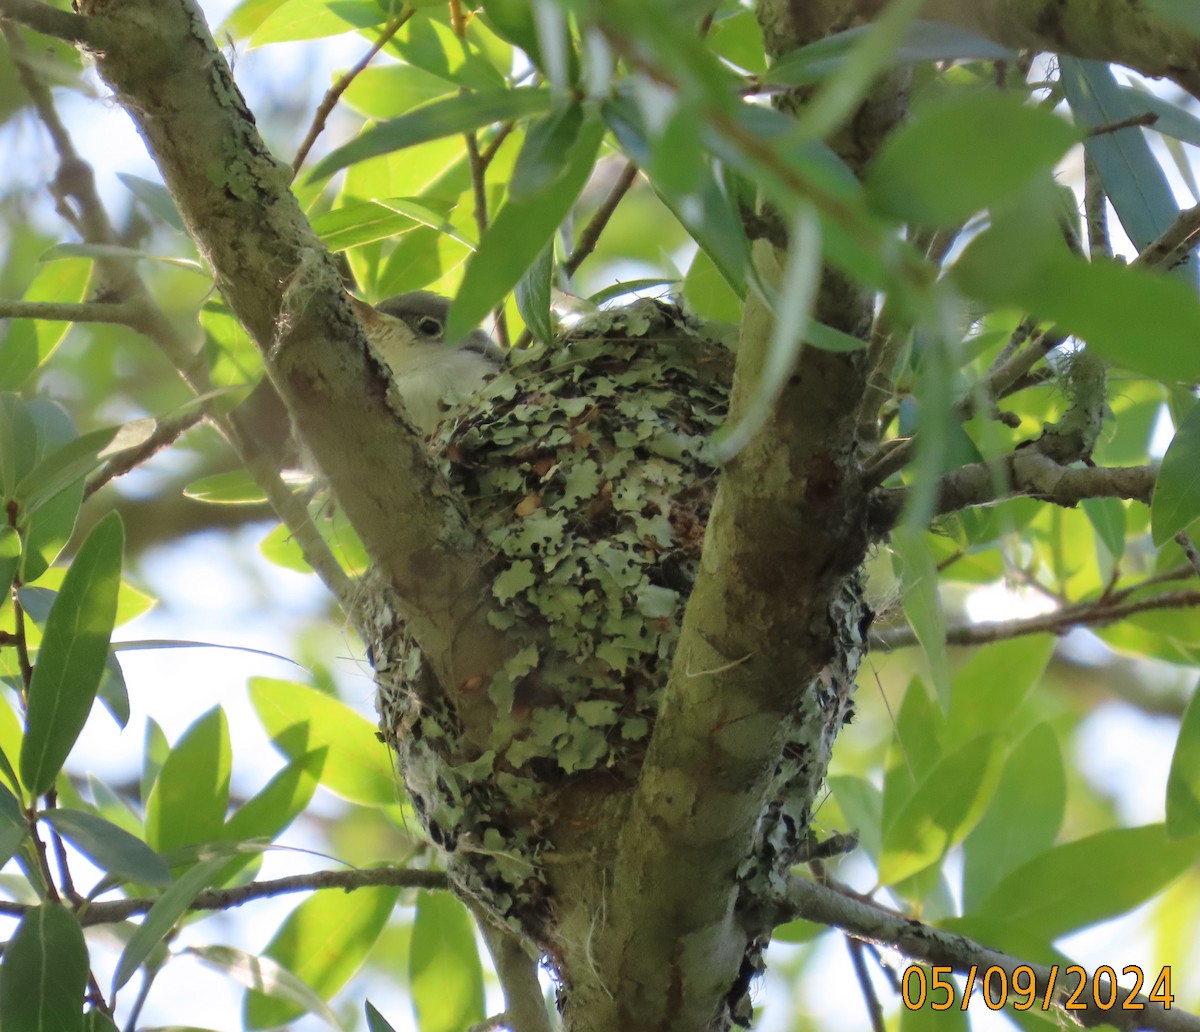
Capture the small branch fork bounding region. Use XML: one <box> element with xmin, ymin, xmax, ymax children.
<box><xmin>784</xmin><ymin>878</ymin><xmax>1200</xmax><ymax>1032</ymax></box>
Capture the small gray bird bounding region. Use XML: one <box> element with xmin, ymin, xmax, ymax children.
<box><xmin>354</xmin><ymin>291</ymin><xmax>504</xmax><ymax>435</ymax></box>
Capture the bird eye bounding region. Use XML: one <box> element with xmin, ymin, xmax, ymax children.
<box><xmin>417</xmin><ymin>316</ymin><xmax>442</xmax><ymax>338</ymax></box>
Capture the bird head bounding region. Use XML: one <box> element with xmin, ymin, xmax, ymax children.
<box><xmin>352</xmin><ymin>291</ymin><xmax>502</xmax><ymax>434</ymax></box>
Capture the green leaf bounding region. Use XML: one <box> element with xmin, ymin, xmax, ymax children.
<box><xmin>182</xmin><ymin>470</ymin><xmax>269</xmax><ymax>505</ymax></box>
<box><xmin>0</xmin><ymin>524</ymin><xmax>19</xmax><ymax>599</ymax></box>
<box><xmin>245</xmin><ymin>885</ymin><xmax>400</xmax><ymax>1028</ymax></box>
<box><xmin>1166</xmin><ymin>679</ymin><xmax>1200</xmax><ymax>838</ymax></box>
<box><xmin>112</xmin><ymin>854</ymin><xmax>231</xmax><ymax>992</ymax></box>
<box><xmin>310</xmin><ymin>202</ymin><xmax>421</xmax><ymax>253</ymax></box>
<box><xmin>14</xmin><ymin>423</ymin><xmax>125</xmax><ymax>515</ymax></box>
<box><xmin>714</xmin><ymin>205</ymin><xmax>821</xmax><ymax>460</ymax></box>
<box><xmin>764</xmin><ymin>19</ymin><xmax>1012</xmax><ymax>87</ymax></box>
<box><xmin>1151</xmin><ymin>401</ymin><xmax>1200</xmax><ymax>545</ymax></box>
<box><xmin>945</xmin><ymin>635</ymin><xmax>1055</xmax><ymax>744</ymax></box>
<box><xmin>879</xmin><ymin>735</ymin><xmax>1001</xmax><ymax>885</ymax></box>
<box><xmin>224</xmin><ymin>748</ymin><xmax>325</xmax><ymax>843</ymax></box>
<box><xmin>145</xmin><ymin>707</ymin><xmax>232</xmax><ymax>853</ymax></box>
<box><xmin>365</xmin><ymin>1001</ymin><xmax>399</xmax><ymax>1032</ymax></box>
<box><xmin>42</xmin><ymin>808</ymin><xmax>171</xmax><ymax>887</ymax></box>
<box><xmin>962</xmin><ymin>724</ymin><xmax>1065</xmax><ymax>910</ymax></box>
<box><xmin>446</xmin><ymin>115</ymin><xmax>604</xmax><ymax>342</ymax></box>
<box><xmin>0</xmin><ymin>259</ymin><xmax>90</xmax><ymax>390</ymax></box>
<box><xmin>20</xmin><ymin>512</ymin><xmax>124</xmax><ymax>797</ymax></box>
<box><xmin>141</xmin><ymin>717</ymin><xmax>169</xmax><ymax>806</ymax></box>
<box><xmin>1082</xmin><ymin>497</ymin><xmax>1127</xmax><ymax>564</ymax></box>
<box><xmin>0</xmin><ymin>904</ymin><xmax>88</xmax><ymax>1032</ymax></box>
<box><xmin>409</xmin><ymin>892</ymin><xmax>485</xmax><ymax>1032</ymax></box>
<box><xmin>866</xmin><ymin>92</ymin><xmax>1078</xmax><ymax>227</ymax></box>
<box><xmin>249</xmin><ymin>677</ymin><xmax>398</xmax><ymax>806</ymax></box>
<box><xmin>0</xmin><ymin>781</ymin><xmax>26</xmax><ymax>867</ymax></box>
<box><xmin>117</xmin><ymin>173</ymin><xmax>185</xmax><ymax>230</ymax></box>
<box><xmin>185</xmin><ymin>945</ymin><xmax>343</xmax><ymax>1030</ymax></box>
<box><xmin>509</xmin><ymin>103</ymin><xmax>585</xmax><ymax>202</ymax></box>
<box><xmin>978</xmin><ymin>824</ymin><xmax>1199</xmax><ymax>940</ymax></box>
<box><xmin>1060</xmin><ymin>59</ymin><xmax>1180</xmax><ymax>254</ymax></box>
<box><xmin>515</xmin><ymin>243</ymin><xmax>555</xmax><ymax>345</ymax></box>
<box><xmin>250</xmin><ymin>0</ymin><xmax>382</xmax><ymax>45</ymax></box>
<box><xmin>956</xmin><ymin>203</ymin><xmax>1200</xmax><ymax>384</ymax></box>
<box><xmin>890</xmin><ymin>528</ymin><xmax>950</xmax><ymax>706</ymax></box>
<box><xmin>309</xmin><ymin>87</ymin><xmax>553</xmax><ymax>181</ymax></box>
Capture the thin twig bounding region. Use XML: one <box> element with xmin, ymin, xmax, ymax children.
<box><xmin>84</xmin><ymin>407</ymin><xmax>211</xmax><ymax>499</ymax></box>
<box><xmin>1084</xmin><ymin>153</ymin><xmax>1110</xmax><ymax>259</ymax></box>
<box><xmin>464</xmin><ymin>128</ymin><xmax>510</xmax><ymax>347</ymax></box>
<box><xmin>1086</xmin><ymin>111</ymin><xmax>1158</xmax><ymax>137</ymax></box>
<box><xmin>1174</xmin><ymin>531</ymin><xmax>1200</xmax><ymax>579</ymax></box>
<box><xmin>846</xmin><ymin>936</ymin><xmax>887</xmax><ymax>1032</ymax></box>
<box><xmin>0</xmin><ymin>866</ymin><xmax>450</xmax><ymax>925</ymax></box>
<box><xmin>563</xmin><ymin>160</ymin><xmax>640</xmax><ymax>278</ymax></box>
<box><xmin>1135</xmin><ymin>204</ymin><xmax>1200</xmax><ymax>270</ymax></box>
<box><xmin>291</xmin><ymin>10</ymin><xmax>413</xmax><ymax>178</ymax></box>
<box><xmin>872</xmin><ymin>588</ymin><xmax>1200</xmax><ymax>650</ymax></box>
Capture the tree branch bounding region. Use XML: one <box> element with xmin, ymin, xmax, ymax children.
<box><xmin>0</xmin><ymin>866</ymin><xmax>450</xmax><ymax>925</ymax></box>
<box><xmin>913</xmin><ymin>1</ymin><xmax>1200</xmax><ymax>99</ymax></box>
<box><xmin>873</xmin><ymin>589</ymin><xmax>1200</xmax><ymax>650</ymax></box>
<box><xmin>472</xmin><ymin>903</ymin><xmax>553</xmax><ymax>1032</ymax></box>
<box><xmin>291</xmin><ymin>10</ymin><xmax>412</xmax><ymax>179</ymax></box>
<box><xmin>0</xmin><ymin>298</ymin><xmax>145</xmax><ymax>326</ymax></box>
<box><xmin>783</xmin><ymin>877</ymin><xmax>1200</xmax><ymax>1032</ymax></box>
<box><xmin>869</xmin><ymin>453</ymin><xmax>1157</xmax><ymax>536</ymax></box>
<box><xmin>0</xmin><ymin>0</ymin><xmax>102</xmax><ymax>45</ymax></box>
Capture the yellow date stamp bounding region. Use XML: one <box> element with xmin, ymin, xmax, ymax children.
<box><xmin>901</xmin><ymin>964</ymin><xmax>1174</xmax><ymax>1013</ymax></box>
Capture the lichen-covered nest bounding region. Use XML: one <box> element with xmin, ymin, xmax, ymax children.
<box><xmin>376</xmin><ymin>299</ymin><xmax>733</xmax><ymax>928</ymax></box>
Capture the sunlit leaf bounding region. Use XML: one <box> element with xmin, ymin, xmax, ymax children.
<box><xmin>409</xmin><ymin>892</ymin><xmax>485</xmax><ymax>1032</ymax></box>
<box><xmin>112</xmin><ymin>855</ymin><xmax>231</xmax><ymax>992</ymax></box>
<box><xmin>1166</xmin><ymin>679</ymin><xmax>1200</xmax><ymax>838</ymax></box>
<box><xmin>890</xmin><ymin>529</ymin><xmax>950</xmax><ymax>706</ymax></box>
<box><xmin>43</xmin><ymin>808</ymin><xmax>170</xmax><ymax>886</ymax></box>
<box><xmin>962</xmin><ymin>724</ymin><xmax>1065</xmax><ymax>909</ymax></box>
<box><xmin>245</xmin><ymin>886</ymin><xmax>400</xmax><ymax>1028</ymax></box>
<box><xmin>446</xmin><ymin>115</ymin><xmax>604</xmax><ymax>342</ymax></box>
<box><xmin>182</xmin><ymin>470</ymin><xmax>269</xmax><ymax>505</ymax></box>
<box><xmin>186</xmin><ymin>945</ymin><xmax>343</xmax><ymax>1030</ymax></box>
<box><xmin>249</xmin><ymin>678</ymin><xmax>398</xmax><ymax>806</ymax></box>
<box><xmin>21</xmin><ymin>512</ymin><xmax>123</xmax><ymax>797</ymax></box>
<box><xmin>978</xmin><ymin>825</ymin><xmax>1199</xmax><ymax>940</ymax></box>
<box><xmin>309</xmin><ymin>88</ymin><xmax>553</xmax><ymax>181</ymax></box>
<box><xmin>879</xmin><ymin>735</ymin><xmax>1001</xmax><ymax>885</ymax></box>
<box><xmin>145</xmin><ymin>707</ymin><xmax>232</xmax><ymax>853</ymax></box>
<box><xmin>251</xmin><ymin>0</ymin><xmax>382</xmax><ymax>45</ymax></box>
<box><xmin>0</xmin><ymin>904</ymin><xmax>88</xmax><ymax>1032</ymax></box>
<box><xmin>1151</xmin><ymin>401</ymin><xmax>1200</xmax><ymax>545</ymax></box>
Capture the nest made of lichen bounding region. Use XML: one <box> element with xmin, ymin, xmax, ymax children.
<box><xmin>373</xmin><ymin>301</ymin><xmax>733</xmax><ymax>929</ymax></box>
<box><xmin>439</xmin><ymin>303</ymin><xmax>730</xmax><ymax>788</ymax></box>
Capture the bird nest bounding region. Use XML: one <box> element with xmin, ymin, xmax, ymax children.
<box><xmin>374</xmin><ymin>299</ymin><xmax>732</xmax><ymax>933</ymax></box>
